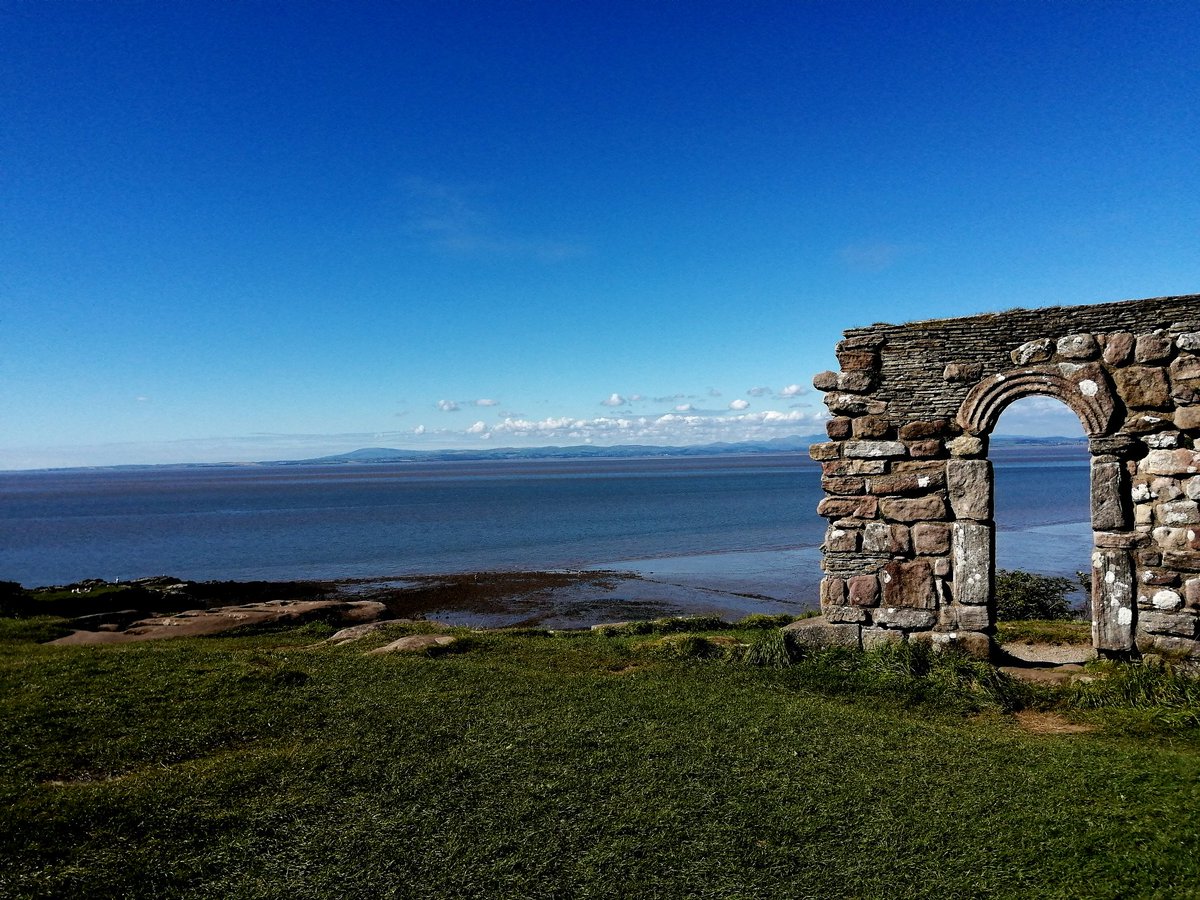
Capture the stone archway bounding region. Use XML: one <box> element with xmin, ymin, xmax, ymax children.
<box><xmin>956</xmin><ymin>364</ymin><xmax>1134</xmax><ymax>651</ymax></box>
<box><xmin>804</xmin><ymin>294</ymin><xmax>1200</xmax><ymax>660</ymax></box>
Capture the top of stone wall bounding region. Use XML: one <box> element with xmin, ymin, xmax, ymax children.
<box><xmin>837</xmin><ymin>294</ymin><xmax>1199</xmax><ymax>422</ymax></box>
<box><xmin>846</xmin><ymin>294</ymin><xmax>1199</xmax><ymax>340</ymax></box>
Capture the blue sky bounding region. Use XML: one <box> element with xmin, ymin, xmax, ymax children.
<box><xmin>2</xmin><ymin>1</ymin><xmax>1198</xmax><ymax>469</ymax></box>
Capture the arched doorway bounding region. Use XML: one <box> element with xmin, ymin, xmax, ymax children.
<box><xmin>956</xmin><ymin>364</ymin><xmax>1134</xmax><ymax>653</ymax></box>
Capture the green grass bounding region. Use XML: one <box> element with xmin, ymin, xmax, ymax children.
<box><xmin>2</xmin><ymin>620</ymin><xmax>1199</xmax><ymax>898</ymax></box>
<box><xmin>996</xmin><ymin>619</ymin><xmax>1093</xmax><ymax>646</ymax></box>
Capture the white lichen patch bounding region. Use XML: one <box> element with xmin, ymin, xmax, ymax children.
<box><xmin>1117</xmin><ymin>608</ymin><xmax>1133</xmax><ymax>625</ymax></box>
<box><xmin>1079</xmin><ymin>379</ymin><xmax>1098</xmax><ymax>397</ymax></box>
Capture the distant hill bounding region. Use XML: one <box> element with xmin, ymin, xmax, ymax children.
<box><xmin>272</xmin><ymin>435</ymin><xmax>822</xmax><ymax>466</ymax></box>
<box><xmin>273</xmin><ymin>433</ymin><xmax>1090</xmax><ymax>466</ymax></box>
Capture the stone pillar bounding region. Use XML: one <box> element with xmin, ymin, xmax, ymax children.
<box><xmin>1092</xmin><ymin>549</ymin><xmax>1135</xmax><ymax>653</ymax></box>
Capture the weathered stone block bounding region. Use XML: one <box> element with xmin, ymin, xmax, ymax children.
<box><xmin>1170</xmin><ymin>353</ymin><xmax>1200</xmax><ymax>382</ymax></box>
<box><xmin>847</xmin><ymin>575</ymin><xmax>880</xmax><ymax>607</ymax></box>
<box><xmin>861</xmin><ymin>626</ymin><xmax>906</xmax><ymax>648</ymax></box>
<box><xmin>817</xmin><ymin>496</ymin><xmax>879</xmax><ymax>519</ymax></box>
<box><xmin>844</xmin><ymin>440</ymin><xmax>907</xmax><ymax>459</ymax></box>
<box><xmin>1163</xmin><ymin>551</ymin><xmax>1200</xmax><ymax>572</ymax></box>
<box><xmin>824</xmin><ymin>526</ymin><xmax>859</xmax><ymax>553</ymax></box>
<box><xmin>1135</xmin><ymin>332</ymin><xmax>1175</xmax><ymax>364</ymax></box>
<box><xmin>907</xmin><ymin>439</ymin><xmax>944</xmax><ymax>458</ymax></box>
<box><xmin>1152</xmin><ymin>477</ymin><xmax>1184</xmax><ymax>501</ymax></box>
<box><xmin>1186</xmin><ymin>578</ymin><xmax>1200</xmax><ymax>608</ymax></box>
<box><xmin>1011</xmin><ymin>337</ymin><xmax>1054</xmax><ymax>365</ymax></box>
<box><xmin>812</xmin><ymin>370</ymin><xmax>839</xmax><ymax>391</ymax></box>
<box><xmin>1114</xmin><ymin>366</ymin><xmax>1171</xmax><ymax>409</ymax></box>
<box><xmin>1144</xmin><ymin>431</ymin><xmax>1181</xmax><ymax>449</ymax></box>
<box><xmin>1092</xmin><ymin>549</ymin><xmax>1135</xmax><ymax>652</ymax></box>
<box><xmin>943</xmin><ymin>362</ymin><xmax>984</xmax><ymax>383</ymax></box>
<box><xmin>1056</xmin><ymin>333</ymin><xmax>1099</xmax><ymax>360</ymax></box>
<box><xmin>825</xmin><ymin>604</ymin><xmax>869</xmax><ymax>624</ymax></box>
<box><xmin>927</xmin><ymin>630</ymin><xmax>992</xmax><ymax>659</ymax></box>
<box><xmin>872</xmin><ymin>607</ymin><xmax>938</xmax><ymax>630</ymax></box>
<box><xmin>825</xmin><ymin>417</ymin><xmax>853</xmax><ymax>440</ymax></box>
<box><xmin>1094</xmin><ymin>531</ymin><xmax>1145</xmax><ymax>549</ymax></box>
<box><xmin>1136</xmin><ymin>633</ymin><xmax>1200</xmax><ymax>658</ymax></box>
<box><xmin>1188</xmin><ymin>479</ymin><xmax>1200</xmax><ymax>501</ymax></box>
<box><xmin>947</xmin><ymin>459</ymin><xmax>992</xmax><ymax>521</ymax></box>
<box><xmin>899</xmin><ymin>419</ymin><xmax>951</xmax><ymax>440</ymax></box>
<box><xmin>880</xmin><ymin>495</ymin><xmax>947</xmax><ymax>523</ymax></box>
<box><xmin>1159</xmin><ymin>500</ymin><xmax>1200</xmax><ymax>526</ymax></box>
<box><xmin>825</xmin><ymin>393</ymin><xmax>871</xmax><ymax>415</ymax></box>
<box><xmin>1139</xmin><ymin>610</ymin><xmax>1198</xmax><ymax>638</ymax></box>
<box><xmin>823</xmin><ymin>459</ymin><xmax>886</xmax><ymax>476</ymax></box>
<box><xmin>1175</xmin><ymin>407</ymin><xmax>1200</xmax><ymax>431</ymax></box>
<box><xmin>953</xmin><ymin>523</ymin><xmax>991</xmax><ymax>606</ymax></box>
<box><xmin>1102</xmin><ymin>331</ymin><xmax>1134</xmax><ymax>366</ymax></box>
<box><xmin>943</xmin><ymin>604</ymin><xmax>991</xmax><ymax>631</ymax></box>
<box><xmin>852</xmin><ymin>415</ymin><xmax>891</xmax><ymax>439</ymax></box>
<box><xmin>820</xmin><ymin>577</ymin><xmax>847</xmax><ymax>605</ymax></box>
<box><xmin>809</xmin><ymin>442</ymin><xmax>841</xmax><ymax>461</ymax></box>
<box><xmin>932</xmin><ymin>557</ymin><xmax>951</xmax><ymax>577</ymax></box>
<box><xmin>1142</xmin><ymin>449</ymin><xmax>1200</xmax><ymax>476</ymax></box>
<box><xmin>1140</xmin><ymin>569</ymin><xmax>1180</xmax><ymax>587</ymax></box>
<box><xmin>782</xmin><ymin>617</ymin><xmax>861</xmax><ymax>650</ymax></box>
<box><xmin>1088</xmin><ymin>434</ymin><xmax>1141</xmax><ymax>457</ymax></box>
<box><xmin>946</xmin><ymin>435</ymin><xmax>985</xmax><ymax>458</ymax></box>
<box><xmin>838</xmin><ymin>371</ymin><xmax>875</xmax><ymax>393</ymax></box>
<box><xmin>866</xmin><ymin>471</ymin><xmax>945</xmax><ymax>496</ymax></box>
<box><xmin>913</xmin><ymin>522</ymin><xmax>951</xmax><ymax>555</ymax></box>
<box><xmin>836</xmin><ymin>348</ymin><xmax>879</xmax><ymax>371</ymax></box>
<box><xmin>862</xmin><ymin>522</ymin><xmax>911</xmax><ymax>555</ymax></box>
<box><xmin>822</xmin><ymin>476</ymin><xmax>865</xmax><ymax>495</ymax></box>
<box><xmin>1124</xmin><ymin>413</ymin><xmax>1173</xmax><ymax>436</ymax></box>
<box><xmin>1148</xmin><ymin>588</ymin><xmax>1183</xmax><ymax>610</ymax></box>
<box><xmin>1177</xmin><ymin>331</ymin><xmax>1200</xmax><ymax>351</ymax></box>
<box><xmin>1091</xmin><ymin>460</ymin><xmax>1127</xmax><ymax>530</ymax></box>
<box><xmin>881</xmin><ymin>559</ymin><xmax>937</xmax><ymax>609</ymax></box>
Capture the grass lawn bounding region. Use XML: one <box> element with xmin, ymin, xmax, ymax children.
<box><xmin>2</xmin><ymin>617</ymin><xmax>1198</xmax><ymax>899</ymax></box>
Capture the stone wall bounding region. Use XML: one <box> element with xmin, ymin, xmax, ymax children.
<box><xmin>808</xmin><ymin>293</ymin><xmax>1200</xmax><ymax>659</ymax></box>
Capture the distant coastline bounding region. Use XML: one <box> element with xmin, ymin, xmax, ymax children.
<box><xmin>1</xmin><ymin>433</ymin><xmax>1088</xmax><ymax>475</ymax></box>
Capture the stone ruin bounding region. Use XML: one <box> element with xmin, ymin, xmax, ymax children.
<box><xmin>797</xmin><ymin>293</ymin><xmax>1200</xmax><ymax>660</ymax></box>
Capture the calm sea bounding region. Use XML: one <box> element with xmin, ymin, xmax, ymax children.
<box><xmin>0</xmin><ymin>449</ymin><xmax>1091</xmax><ymax>606</ymax></box>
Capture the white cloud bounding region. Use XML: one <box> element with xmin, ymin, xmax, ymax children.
<box><xmin>600</xmin><ymin>393</ymin><xmax>628</xmax><ymax>407</ymax></box>
<box><xmin>414</xmin><ymin>425</ymin><xmax>426</xmax><ymax>435</ymax></box>
<box><xmin>779</xmin><ymin>384</ymin><xmax>806</xmax><ymax>398</ymax></box>
<box><xmin>437</xmin><ymin>399</ymin><xmax>460</xmax><ymax>412</ymax></box>
<box><xmin>747</xmin><ymin>386</ymin><xmax>770</xmax><ymax>397</ymax></box>
<box><xmin>467</xmin><ymin>420</ymin><xmax>487</xmax><ymax>434</ymax></box>
<box><xmin>675</xmin><ymin>403</ymin><xmax>695</xmax><ymax>412</ymax></box>
<box><xmin>475</xmin><ymin>398</ymin><xmax>499</xmax><ymax>407</ymax></box>
<box><xmin>729</xmin><ymin>399</ymin><xmax>750</xmax><ymax>410</ymax></box>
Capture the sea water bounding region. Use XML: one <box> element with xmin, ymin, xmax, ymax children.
<box><xmin>0</xmin><ymin>449</ymin><xmax>1091</xmax><ymax>607</ymax></box>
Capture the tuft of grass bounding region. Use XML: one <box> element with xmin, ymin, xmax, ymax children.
<box><xmin>1072</xmin><ymin>660</ymin><xmax>1200</xmax><ymax>731</ymax></box>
